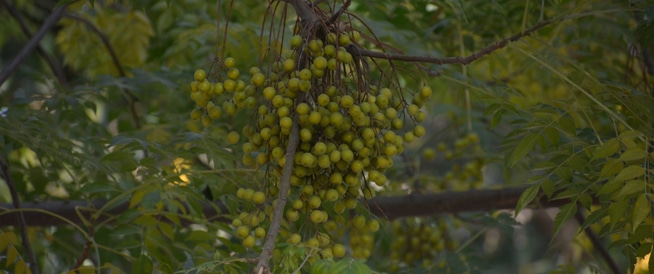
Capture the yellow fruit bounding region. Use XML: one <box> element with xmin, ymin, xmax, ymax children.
<box><xmin>236</xmin><ymin>226</ymin><xmax>250</xmax><ymax>238</ymax></box>
<box><xmin>224</xmin><ymin>57</ymin><xmax>236</xmax><ymax>68</ymax></box>
<box><xmin>252</xmin><ymin>73</ymin><xmax>265</xmax><ymax>86</ymax></box>
<box><xmin>252</xmin><ymin>191</ymin><xmax>266</xmax><ymax>204</ymax></box>
<box><xmin>243</xmin><ymin>235</ymin><xmax>255</xmax><ymax>248</ymax></box>
<box><xmin>194</xmin><ymin>69</ymin><xmax>207</xmax><ymax>81</ymax></box>
<box><xmin>227</xmin><ymin>131</ymin><xmax>240</xmax><ymax>144</ymax></box>
<box><xmin>332</xmin><ymin>244</ymin><xmax>346</xmax><ymax>257</ymax></box>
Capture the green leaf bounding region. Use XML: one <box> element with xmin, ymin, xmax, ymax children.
<box><xmin>132</xmin><ymin>254</ymin><xmax>153</xmax><ymax>274</ymax></box>
<box><xmin>541</xmin><ymin>179</ymin><xmax>555</xmax><ymax>198</ymax></box>
<box><xmin>598</xmin><ymin>179</ymin><xmax>622</xmax><ymax>196</ymax></box>
<box><xmin>609</xmin><ymin>200</ymin><xmax>628</xmax><ymax>229</ymax></box>
<box><xmin>581</xmin><ymin>207</ymin><xmax>609</xmax><ymax>231</ymax></box>
<box><xmin>619</xmin><ymin>148</ymin><xmax>648</xmax><ymax>162</ymax></box>
<box><xmin>617</xmin><ymin>180</ymin><xmax>646</xmax><ymax>197</ymax></box>
<box><xmin>553</xmin><ymin>203</ymin><xmax>577</xmax><ymax>238</ymax></box>
<box><xmin>509</xmin><ymin>132</ymin><xmax>538</xmax><ymax>166</ymax></box>
<box><xmin>613</xmin><ymin>165</ymin><xmax>645</xmax><ymax>183</ymax></box>
<box><xmin>592</xmin><ymin>138</ymin><xmax>618</xmax><ymax>160</ymax></box>
<box><xmin>599</xmin><ymin>159</ymin><xmax>623</xmax><ymax>179</ymax></box>
<box><xmin>632</xmin><ymin>193</ymin><xmax>651</xmax><ymax>232</ymax></box>
<box><xmin>515</xmin><ymin>184</ymin><xmax>540</xmax><ymax>215</ymax></box>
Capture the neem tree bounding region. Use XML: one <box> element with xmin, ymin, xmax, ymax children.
<box><xmin>0</xmin><ymin>0</ymin><xmax>652</xmax><ymax>273</ymax></box>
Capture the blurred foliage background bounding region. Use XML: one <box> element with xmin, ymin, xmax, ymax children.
<box><xmin>1</xmin><ymin>0</ymin><xmax>653</xmax><ymax>273</ymax></box>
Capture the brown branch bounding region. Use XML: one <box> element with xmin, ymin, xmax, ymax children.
<box><xmin>574</xmin><ymin>205</ymin><xmax>621</xmax><ymax>274</ymax></box>
<box><xmin>1</xmin><ymin>0</ymin><xmax>70</xmax><ymax>87</ymax></box>
<box><xmin>0</xmin><ymin>186</ymin><xmax>577</xmax><ymax>227</ymax></box>
<box><xmin>0</xmin><ymin>156</ymin><xmax>40</xmax><ymax>274</ymax></box>
<box><xmin>63</xmin><ymin>13</ymin><xmax>142</xmax><ymax>130</ymax></box>
<box><xmin>350</xmin><ymin>18</ymin><xmax>559</xmax><ymax>68</ymax></box>
<box><xmin>0</xmin><ymin>2</ymin><xmax>68</xmax><ymax>86</ymax></box>
<box><xmin>254</xmin><ymin>113</ymin><xmax>301</xmax><ymax>274</ymax></box>
<box><xmin>69</xmin><ymin>226</ymin><xmax>94</xmax><ymax>271</ymax></box>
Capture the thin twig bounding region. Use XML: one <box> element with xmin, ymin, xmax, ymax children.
<box><xmin>63</xmin><ymin>13</ymin><xmax>142</xmax><ymax>130</ymax></box>
<box><xmin>0</xmin><ymin>156</ymin><xmax>40</xmax><ymax>274</ymax></box>
<box><xmin>1</xmin><ymin>0</ymin><xmax>69</xmax><ymax>87</ymax></box>
<box><xmin>254</xmin><ymin>114</ymin><xmax>301</xmax><ymax>274</ymax></box>
<box><xmin>69</xmin><ymin>226</ymin><xmax>95</xmax><ymax>271</ymax></box>
<box><xmin>350</xmin><ymin>18</ymin><xmax>558</xmax><ymax>67</ymax></box>
<box><xmin>574</xmin><ymin>205</ymin><xmax>621</xmax><ymax>274</ymax></box>
<box><xmin>0</xmin><ymin>2</ymin><xmax>68</xmax><ymax>86</ymax></box>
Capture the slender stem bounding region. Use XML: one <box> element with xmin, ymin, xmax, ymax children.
<box><xmin>63</xmin><ymin>13</ymin><xmax>142</xmax><ymax>130</ymax></box>
<box><xmin>574</xmin><ymin>205</ymin><xmax>621</xmax><ymax>274</ymax></box>
<box><xmin>349</xmin><ymin>17</ymin><xmax>558</xmax><ymax>67</ymax></box>
<box><xmin>254</xmin><ymin>114</ymin><xmax>301</xmax><ymax>273</ymax></box>
<box><xmin>0</xmin><ymin>156</ymin><xmax>40</xmax><ymax>274</ymax></box>
<box><xmin>1</xmin><ymin>0</ymin><xmax>69</xmax><ymax>87</ymax></box>
<box><xmin>0</xmin><ymin>2</ymin><xmax>68</xmax><ymax>86</ymax></box>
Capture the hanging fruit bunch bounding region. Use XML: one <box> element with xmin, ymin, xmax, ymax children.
<box><xmin>187</xmin><ymin>0</ymin><xmax>432</xmax><ymax>266</ymax></box>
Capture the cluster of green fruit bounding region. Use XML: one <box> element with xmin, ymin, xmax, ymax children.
<box><xmin>187</xmin><ymin>29</ymin><xmax>431</xmax><ymax>258</ymax></box>
<box><xmin>388</xmin><ymin>218</ymin><xmax>461</xmax><ymax>271</ymax></box>
<box><xmin>422</xmin><ymin>133</ymin><xmax>485</xmax><ymax>192</ymax></box>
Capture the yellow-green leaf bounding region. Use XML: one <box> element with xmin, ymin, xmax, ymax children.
<box><xmin>7</xmin><ymin>246</ymin><xmax>18</xmax><ymax>268</ymax></box>
<box><xmin>592</xmin><ymin>138</ymin><xmax>619</xmax><ymax>160</ymax></box>
<box><xmin>14</xmin><ymin>259</ymin><xmax>26</xmax><ymax>274</ymax></box>
<box><xmin>609</xmin><ymin>200</ymin><xmax>628</xmax><ymax>229</ymax></box>
<box><xmin>619</xmin><ymin>148</ymin><xmax>648</xmax><ymax>162</ymax></box>
<box><xmin>553</xmin><ymin>203</ymin><xmax>577</xmax><ymax>237</ymax></box>
<box><xmin>613</xmin><ymin>165</ymin><xmax>645</xmax><ymax>183</ymax></box>
<box><xmin>509</xmin><ymin>132</ymin><xmax>538</xmax><ymax>166</ymax></box>
<box><xmin>515</xmin><ymin>184</ymin><xmax>540</xmax><ymax>215</ymax></box>
<box><xmin>617</xmin><ymin>180</ymin><xmax>646</xmax><ymax>197</ymax></box>
<box><xmin>632</xmin><ymin>194</ymin><xmax>651</xmax><ymax>232</ymax></box>
<box><xmin>599</xmin><ymin>159</ymin><xmax>622</xmax><ymax>179</ymax></box>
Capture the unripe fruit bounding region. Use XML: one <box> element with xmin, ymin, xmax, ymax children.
<box><xmin>288</xmin><ymin>233</ymin><xmax>302</xmax><ymax>245</ymax></box>
<box><xmin>413</xmin><ymin>125</ymin><xmax>426</xmax><ymax>137</ymax></box>
<box><xmin>194</xmin><ymin>69</ymin><xmax>207</xmax><ymax>81</ymax></box>
<box><xmin>353</xmin><ymin>215</ymin><xmax>366</xmax><ymax>229</ymax></box>
<box><xmin>290</xmin><ymin>35</ymin><xmax>303</xmax><ymax>48</ymax></box>
<box><xmin>332</xmin><ymin>244</ymin><xmax>346</xmax><ymax>257</ymax></box>
<box><xmin>243</xmin><ymin>235</ymin><xmax>255</xmax><ymax>248</ymax></box>
<box><xmin>308</xmin><ymin>195</ymin><xmax>322</xmax><ymax>209</ymax></box>
<box><xmin>311</xmin><ymin>210</ymin><xmax>327</xmax><ymax>223</ymax></box>
<box><xmin>252</xmin><ymin>191</ymin><xmax>266</xmax><ymax>204</ymax></box>
<box><xmin>252</xmin><ymin>73</ymin><xmax>265</xmax><ymax>86</ymax></box>
<box><xmin>224</xmin><ymin>57</ymin><xmax>236</xmax><ymax>68</ymax></box>
<box><xmin>227</xmin><ymin>131</ymin><xmax>240</xmax><ymax>144</ymax></box>
<box><xmin>236</xmin><ymin>226</ymin><xmax>250</xmax><ymax>238</ymax></box>
<box><xmin>420</xmin><ymin>86</ymin><xmax>433</xmax><ymax>98</ymax></box>
<box><xmin>254</xmin><ymin>227</ymin><xmax>266</xmax><ymax>239</ymax></box>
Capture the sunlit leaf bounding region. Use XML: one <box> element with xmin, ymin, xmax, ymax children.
<box><xmin>632</xmin><ymin>193</ymin><xmax>651</xmax><ymax>232</ymax></box>
<box><xmin>617</xmin><ymin>180</ymin><xmax>646</xmax><ymax>197</ymax></box>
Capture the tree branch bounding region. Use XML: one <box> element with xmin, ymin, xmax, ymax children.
<box><xmin>63</xmin><ymin>13</ymin><xmax>142</xmax><ymax>130</ymax></box>
<box><xmin>0</xmin><ymin>2</ymin><xmax>68</xmax><ymax>86</ymax></box>
<box><xmin>574</xmin><ymin>205</ymin><xmax>621</xmax><ymax>274</ymax></box>
<box><xmin>0</xmin><ymin>156</ymin><xmax>40</xmax><ymax>274</ymax></box>
<box><xmin>0</xmin><ymin>186</ymin><xmax>578</xmax><ymax>227</ymax></box>
<box><xmin>254</xmin><ymin>113</ymin><xmax>301</xmax><ymax>274</ymax></box>
<box><xmin>349</xmin><ymin>18</ymin><xmax>559</xmax><ymax>69</ymax></box>
<box><xmin>0</xmin><ymin>0</ymin><xmax>70</xmax><ymax>87</ymax></box>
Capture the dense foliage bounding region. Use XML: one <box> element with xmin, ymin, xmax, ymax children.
<box><xmin>1</xmin><ymin>0</ymin><xmax>653</xmax><ymax>273</ymax></box>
